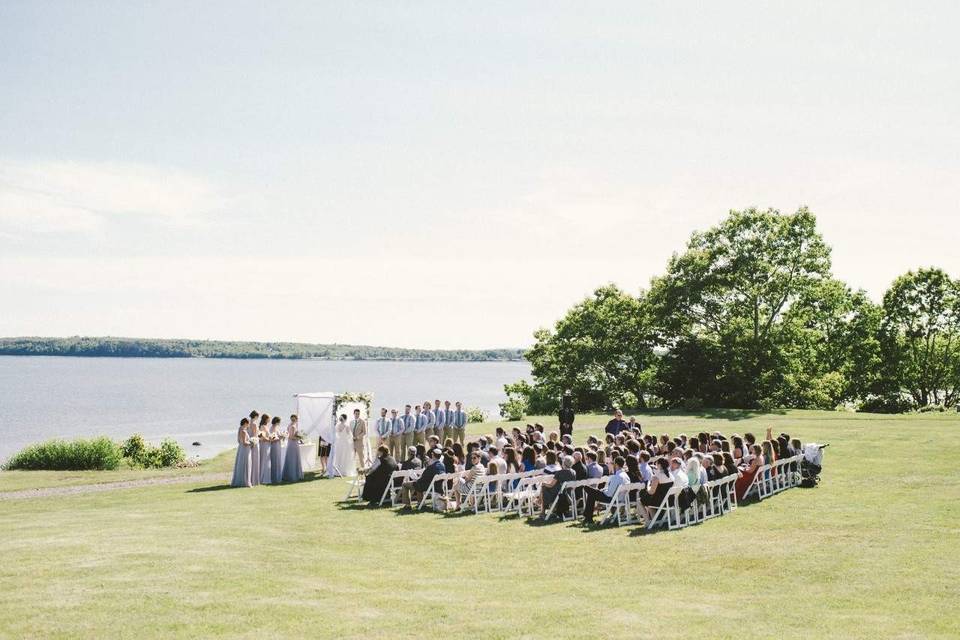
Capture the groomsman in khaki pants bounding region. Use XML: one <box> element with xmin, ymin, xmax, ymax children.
<box><xmin>435</xmin><ymin>399</ymin><xmax>448</xmax><ymax>443</ymax></box>
<box><xmin>390</xmin><ymin>405</ymin><xmax>410</xmax><ymax>462</ymax></box>
<box><xmin>414</xmin><ymin>404</ymin><xmax>427</xmax><ymax>446</ymax></box>
<box><xmin>388</xmin><ymin>408</ymin><xmax>404</xmax><ymax>460</ymax></box>
<box><xmin>452</xmin><ymin>401</ymin><xmax>467</xmax><ymax>445</ymax></box>
<box><xmin>423</xmin><ymin>400</ymin><xmax>435</xmax><ymax>439</ymax></box>
<box><xmin>442</xmin><ymin>400</ymin><xmax>454</xmax><ymax>443</ymax></box>
<box><xmin>402</xmin><ymin>405</ymin><xmax>416</xmax><ymax>453</ymax></box>
<box><xmin>375</xmin><ymin>407</ymin><xmax>390</xmax><ymax>449</ymax></box>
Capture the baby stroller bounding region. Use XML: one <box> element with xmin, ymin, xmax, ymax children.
<box><xmin>800</xmin><ymin>443</ymin><xmax>828</xmax><ymax>488</ymax></box>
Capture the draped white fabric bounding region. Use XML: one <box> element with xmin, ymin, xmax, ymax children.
<box><xmin>295</xmin><ymin>393</ymin><xmax>336</xmax><ymax>443</ymax></box>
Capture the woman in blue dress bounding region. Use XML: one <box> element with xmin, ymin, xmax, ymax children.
<box><xmin>270</xmin><ymin>416</ymin><xmax>284</xmax><ymax>483</ymax></box>
<box><xmin>283</xmin><ymin>414</ymin><xmax>304</xmax><ymax>482</ymax></box>
<box><xmin>230</xmin><ymin>419</ymin><xmax>253</xmax><ymax>487</ymax></box>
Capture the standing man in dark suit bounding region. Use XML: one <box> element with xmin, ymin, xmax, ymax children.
<box><xmin>558</xmin><ymin>390</ymin><xmax>575</xmax><ymax>439</ymax></box>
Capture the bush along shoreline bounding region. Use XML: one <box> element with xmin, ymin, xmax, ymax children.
<box><xmin>3</xmin><ymin>434</ymin><xmax>187</xmax><ymax>471</ymax></box>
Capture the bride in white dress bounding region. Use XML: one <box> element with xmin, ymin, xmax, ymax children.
<box><xmin>328</xmin><ymin>413</ymin><xmax>356</xmax><ymax>478</ymax></box>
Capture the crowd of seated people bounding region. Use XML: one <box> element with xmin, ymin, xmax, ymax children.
<box><xmin>356</xmin><ymin>419</ymin><xmax>802</xmax><ymax>524</ymax></box>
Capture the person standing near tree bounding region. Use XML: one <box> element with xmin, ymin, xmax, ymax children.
<box><xmin>559</xmin><ymin>390</ymin><xmax>575</xmax><ymax>438</ymax></box>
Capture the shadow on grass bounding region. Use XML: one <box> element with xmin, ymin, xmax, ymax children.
<box><xmin>639</xmin><ymin>407</ymin><xmax>788</xmax><ymax>422</ymax></box>
<box><xmin>187</xmin><ymin>471</ymin><xmax>328</xmax><ymax>493</ymax></box>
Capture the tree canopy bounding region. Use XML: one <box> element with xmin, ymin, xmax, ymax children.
<box><xmin>508</xmin><ymin>207</ymin><xmax>958</xmax><ymax>414</ymax></box>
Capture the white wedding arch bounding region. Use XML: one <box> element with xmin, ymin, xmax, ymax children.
<box><xmin>294</xmin><ymin>391</ymin><xmax>373</xmax><ymax>476</ymax></box>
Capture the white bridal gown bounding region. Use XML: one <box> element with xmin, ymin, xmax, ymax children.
<box><xmin>329</xmin><ymin>419</ymin><xmax>356</xmax><ymax>478</ymax></box>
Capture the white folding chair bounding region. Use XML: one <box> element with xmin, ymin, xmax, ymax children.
<box><xmin>380</xmin><ymin>469</ymin><xmax>420</xmax><ymax>506</ymax></box>
<box><xmin>552</xmin><ymin>477</ymin><xmax>605</xmax><ymax>520</ymax></box>
<box><xmin>505</xmin><ymin>474</ymin><xmax>547</xmax><ymax>517</ymax></box>
<box><xmin>604</xmin><ymin>481</ymin><xmax>647</xmax><ymax>526</ymax></box>
<box><xmin>344</xmin><ymin>473</ymin><xmax>364</xmax><ymax>500</ymax></box>
<box><xmin>648</xmin><ymin>486</ymin><xmax>681</xmax><ymax>530</ymax></box>
<box><xmin>459</xmin><ymin>474</ymin><xmax>490</xmax><ymax>514</ymax></box>
<box><xmin>417</xmin><ymin>472</ymin><xmax>460</xmax><ymax>511</ymax></box>
<box><xmin>492</xmin><ymin>471</ymin><xmax>523</xmax><ymax>512</ymax></box>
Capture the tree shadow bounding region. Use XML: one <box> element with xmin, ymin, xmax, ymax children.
<box><xmin>633</xmin><ymin>407</ymin><xmax>787</xmax><ymax>422</ymax></box>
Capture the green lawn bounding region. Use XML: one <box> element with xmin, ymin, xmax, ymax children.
<box><xmin>1</xmin><ymin>410</ymin><xmax>958</xmax><ymax>639</ymax></box>
<box><xmin>0</xmin><ymin>450</ymin><xmax>235</xmax><ymax>493</ymax></box>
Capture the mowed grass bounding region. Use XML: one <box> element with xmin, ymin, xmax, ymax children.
<box><xmin>1</xmin><ymin>410</ymin><xmax>958</xmax><ymax>639</ymax></box>
<box><xmin>0</xmin><ymin>451</ymin><xmax>235</xmax><ymax>493</ymax></box>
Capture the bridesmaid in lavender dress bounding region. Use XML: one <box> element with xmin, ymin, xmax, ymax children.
<box><xmin>248</xmin><ymin>412</ymin><xmax>261</xmax><ymax>486</ymax></box>
<box><xmin>259</xmin><ymin>414</ymin><xmax>273</xmax><ymax>485</ymax></box>
<box><xmin>269</xmin><ymin>416</ymin><xmax>284</xmax><ymax>483</ymax></box>
<box><xmin>230</xmin><ymin>419</ymin><xmax>253</xmax><ymax>487</ymax></box>
<box><xmin>282</xmin><ymin>414</ymin><xmax>304</xmax><ymax>482</ymax></box>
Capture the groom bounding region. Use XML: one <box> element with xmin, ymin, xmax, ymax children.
<box><xmin>351</xmin><ymin>408</ymin><xmax>368</xmax><ymax>468</ymax></box>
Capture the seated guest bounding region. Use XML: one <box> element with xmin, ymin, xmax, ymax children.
<box><xmin>703</xmin><ymin>454</ymin><xmax>720</xmax><ymax>481</ymax></box>
<box><xmin>670</xmin><ymin>457</ymin><xmax>689</xmax><ymax>489</ymax></box>
<box><xmin>722</xmin><ymin>452</ymin><xmax>738</xmax><ymax>477</ymax></box>
<box><xmin>605</xmin><ymin>409</ymin><xmax>627</xmax><ymax>436</ymax></box>
<box><xmin>398</xmin><ymin>447</ymin><xmax>422</xmax><ymax>493</ymax></box>
<box><xmin>734</xmin><ymin>444</ymin><xmax>763</xmax><ymax>501</ymax></box>
<box><xmin>585</xmin><ymin>451</ymin><xmax>603</xmax><ymax>479</ymax></box>
<box><xmin>503</xmin><ymin>446</ymin><xmax>522</xmax><ymax>473</ymax></box>
<box><xmin>521</xmin><ymin>445</ymin><xmax>537</xmax><ymax>472</ymax></box>
<box><xmin>454</xmin><ymin>451</ymin><xmax>487</xmax><ymax>510</ymax></box>
<box><xmin>540</xmin><ymin>455</ymin><xmax>576</xmax><ymax>518</ymax></box>
<box><xmin>361</xmin><ymin>445</ymin><xmax>399</xmax><ymax>503</ymax></box>
<box><xmin>400</xmin><ymin>448</ymin><xmax>445</xmax><ymax>508</ymax></box>
<box><xmin>581</xmin><ymin>456</ymin><xmax>629</xmax><ymax>524</ymax></box>
<box><xmin>571</xmin><ymin>451</ymin><xmax>588</xmax><ymax>480</ymax></box>
<box><xmin>533</xmin><ymin>443</ymin><xmax>546</xmax><ymax>469</ymax></box>
<box><xmin>489</xmin><ymin>447</ymin><xmax>507</xmax><ymax>474</ymax></box>
<box><xmin>638</xmin><ymin>451</ymin><xmax>653</xmax><ymax>484</ymax></box>
<box><xmin>486</xmin><ymin>461</ymin><xmax>500</xmax><ymax>495</ymax></box>
<box><xmin>543</xmin><ymin>450</ymin><xmax>560</xmax><ymax>474</ymax></box>
<box><xmin>640</xmin><ymin>458</ymin><xmax>674</xmax><ymax>521</ymax></box>
<box><xmin>625</xmin><ymin>456</ymin><xmax>642</xmax><ymax>483</ymax></box>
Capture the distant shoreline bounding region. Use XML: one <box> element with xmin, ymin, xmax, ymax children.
<box><xmin>0</xmin><ymin>337</ymin><xmax>526</xmax><ymax>362</ymax></box>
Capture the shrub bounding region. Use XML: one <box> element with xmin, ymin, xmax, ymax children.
<box><xmin>157</xmin><ymin>439</ymin><xmax>186</xmax><ymax>467</ymax></box>
<box><xmin>120</xmin><ymin>435</ymin><xmax>186</xmax><ymax>468</ymax></box>
<box><xmin>465</xmin><ymin>406</ymin><xmax>488</xmax><ymax>423</ymax></box>
<box><xmin>4</xmin><ymin>437</ymin><xmax>122</xmax><ymax>471</ymax></box>
<box><xmin>120</xmin><ymin>433</ymin><xmax>148</xmax><ymax>460</ymax></box>
<box><xmin>859</xmin><ymin>394</ymin><xmax>914</xmax><ymax>414</ymax></box>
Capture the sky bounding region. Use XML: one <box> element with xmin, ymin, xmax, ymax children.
<box><xmin>1</xmin><ymin>2</ymin><xmax>958</xmax><ymax>349</ymax></box>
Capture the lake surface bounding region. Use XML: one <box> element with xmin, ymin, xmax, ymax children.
<box><xmin>0</xmin><ymin>356</ymin><xmax>530</xmax><ymax>463</ymax></box>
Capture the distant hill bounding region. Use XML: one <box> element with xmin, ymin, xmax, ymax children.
<box><xmin>0</xmin><ymin>337</ymin><xmax>525</xmax><ymax>362</ymax></box>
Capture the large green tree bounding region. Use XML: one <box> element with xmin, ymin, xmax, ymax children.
<box><xmin>520</xmin><ymin>284</ymin><xmax>658</xmax><ymax>412</ymax></box>
<box><xmin>880</xmin><ymin>268</ymin><xmax>960</xmax><ymax>408</ymax></box>
<box><xmin>650</xmin><ymin>207</ymin><xmax>833</xmax><ymax>408</ymax></box>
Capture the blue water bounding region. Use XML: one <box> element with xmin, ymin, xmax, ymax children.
<box><xmin>0</xmin><ymin>356</ymin><xmax>530</xmax><ymax>463</ymax></box>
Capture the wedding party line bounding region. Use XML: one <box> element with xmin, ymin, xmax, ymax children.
<box><xmin>229</xmin><ymin>398</ymin><xmax>471</xmax><ymax>488</ymax></box>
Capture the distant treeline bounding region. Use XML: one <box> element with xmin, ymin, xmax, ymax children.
<box><xmin>0</xmin><ymin>337</ymin><xmax>524</xmax><ymax>362</ymax></box>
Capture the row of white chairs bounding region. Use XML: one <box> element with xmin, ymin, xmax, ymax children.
<box><xmin>348</xmin><ymin>454</ymin><xmax>804</xmax><ymax>531</ymax></box>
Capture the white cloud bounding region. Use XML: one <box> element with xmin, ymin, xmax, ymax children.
<box><xmin>0</xmin><ymin>160</ymin><xmax>223</xmax><ymax>233</ymax></box>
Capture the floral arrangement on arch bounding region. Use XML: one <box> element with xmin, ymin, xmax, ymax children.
<box><xmin>334</xmin><ymin>392</ymin><xmax>374</xmax><ymax>418</ymax></box>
